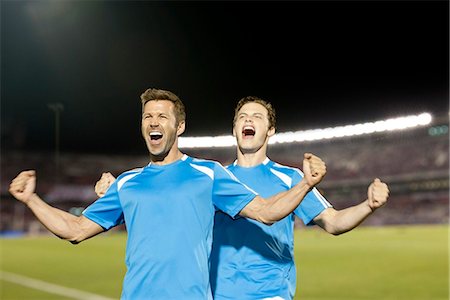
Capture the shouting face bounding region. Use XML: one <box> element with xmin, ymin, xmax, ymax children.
<box><xmin>233</xmin><ymin>102</ymin><xmax>275</xmax><ymax>154</ymax></box>
<box><xmin>141</xmin><ymin>100</ymin><xmax>185</xmax><ymax>160</ymax></box>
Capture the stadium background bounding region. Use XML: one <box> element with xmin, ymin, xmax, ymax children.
<box><xmin>1</xmin><ymin>1</ymin><xmax>448</xmax><ymax>299</ymax></box>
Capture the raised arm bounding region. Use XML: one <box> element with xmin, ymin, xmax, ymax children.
<box><xmin>313</xmin><ymin>178</ymin><xmax>390</xmax><ymax>235</ymax></box>
<box><xmin>9</xmin><ymin>170</ymin><xmax>104</xmax><ymax>244</ymax></box>
<box><xmin>240</xmin><ymin>153</ymin><xmax>326</xmax><ymax>225</ymax></box>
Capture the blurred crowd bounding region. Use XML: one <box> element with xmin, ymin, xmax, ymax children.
<box><xmin>1</xmin><ymin>120</ymin><xmax>448</xmax><ymax>234</ymax></box>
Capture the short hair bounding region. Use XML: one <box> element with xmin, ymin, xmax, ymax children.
<box><xmin>233</xmin><ymin>96</ymin><xmax>276</xmax><ymax>130</ymax></box>
<box><xmin>140</xmin><ymin>88</ymin><xmax>186</xmax><ymax>124</ymax></box>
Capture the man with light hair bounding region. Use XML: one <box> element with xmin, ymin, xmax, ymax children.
<box><xmin>210</xmin><ymin>96</ymin><xmax>389</xmax><ymax>300</ymax></box>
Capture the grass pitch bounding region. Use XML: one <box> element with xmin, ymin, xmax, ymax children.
<box><xmin>1</xmin><ymin>225</ymin><xmax>448</xmax><ymax>300</ymax></box>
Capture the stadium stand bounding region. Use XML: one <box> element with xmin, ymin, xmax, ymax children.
<box><xmin>1</xmin><ymin>115</ymin><xmax>448</xmax><ymax>233</ymax></box>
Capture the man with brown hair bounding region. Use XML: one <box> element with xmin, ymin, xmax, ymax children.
<box><xmin>209</xmin><ymin>96</ymin><xmax>389</xmax><ymax>300</ymax></box>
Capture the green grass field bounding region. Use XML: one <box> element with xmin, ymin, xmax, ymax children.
<box><xmin>1</xmin><ymin>225</ymin><xmax>448</xmax><ymax>300</ymax></box>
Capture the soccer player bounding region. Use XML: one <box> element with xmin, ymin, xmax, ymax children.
<box><xmin>210</xmin><ymin>96</ymin><xmax>390</xmax><ymax>300</ymax></box>
<box><xmin>8</xmin><ymin>88</ymin><xmax>327</xmax><ymax>300</ymax></box>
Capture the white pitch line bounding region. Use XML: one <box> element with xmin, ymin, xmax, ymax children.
<box><xmin>0</xmin><ymin>270</ymin><xmax>116</xmax><ymax>300</ymax></box>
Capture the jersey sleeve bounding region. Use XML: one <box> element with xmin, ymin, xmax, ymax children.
<box><xmin>291</xmin><ymin>169</ymin><xmax>332</xmax><ymax>225</ymax></box>
<box><xmin>82</xmin><ymin>178</ymin><xmax>124</xmax><ymax>230</ymax></box>
<box><xmin>211</xmin><ymin>162</ymin><xmax>258</xmax><ymax>218</ymax></box>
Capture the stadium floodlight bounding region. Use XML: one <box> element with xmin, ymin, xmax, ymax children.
<box><xmin>178</xmin><ymin>112</ymin><xmax>433</xmax><ymax>149</ymax></box>
<box><xmin>179</xmin><ymin>135</ymin><xmax>237</xmax><ymax>148</ymax></box>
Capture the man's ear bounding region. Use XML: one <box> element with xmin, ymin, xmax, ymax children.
<box><xmin>268</xmin><ymin>127</ymin><xmax>275</xmax><ymax>137</ymax></box>
<box><xmin>177</xmin><ymin>120</ymin><xmax>186</xmax><ymax>136</ymax></box>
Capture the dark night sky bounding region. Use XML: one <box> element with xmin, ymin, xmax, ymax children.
<box><xmin>1</xmin><ymin>1</ymin><xmax>448</xmax><ymax>155</ymax></box>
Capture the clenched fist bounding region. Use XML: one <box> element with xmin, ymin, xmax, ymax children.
<box><xmin>367</xmin><ymin>178</ymin><xmax>389</xmax><ymax>211</ymax></box>
<box><xmin>9</xmin><ymin>170</ymin><xmax>37</xmax><ymax>204</ymax></box>
<box><xmin>95</xmin><ymin>172</ymin><xmax>116</xmax><ymax>198</ymax></box>
<box><xmin>302</xmin><ymin>153</ymin><xmax>326</xmax><ymax>187</ymax></box>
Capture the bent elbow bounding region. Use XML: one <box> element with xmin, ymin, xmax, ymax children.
<box><xmin>68</xmin><ymin>231</ymin><xmax>92</xmax><ymax>244</ymax></box>
<box><xmin>261</xmin><ymin>219</ymin><xmax>275</xmax><ymax>226</ymax></box>
<box><xmin>251</xmin><ymin>214</ymin><xmax>275</xmax><ymax>226</ymax></box>
<box><xmin>322</xmin><ymin>224</ymin><xmax>345</xmax><ymax>236</ymax></box>
<box><xmin>68</xmin><ymin>234</ymin><xmax>90</xmax><ymax>244</ymax></box>
<box><xmin>68</xmin><ymin>235</ymin><xmax>84</xmax><ymax>244</ymax></box>
<box><xmin>329</xmin><ymin>227</ymin><xmax>351</xmax><ymax>236</ymax></box>
<box><xmin>331</xmin><ymin>231</ymin><xmax>343</xmax><ymax>236</ymax></box>
<box><xmin>55</xmin><ymin>234</ymin><xmax>84</xmax><ymax>244</ymax></box>
<box><xmin>255</xmin><ymin>213</ymin><xmax>276</xmax><ymax>226</ymax></box>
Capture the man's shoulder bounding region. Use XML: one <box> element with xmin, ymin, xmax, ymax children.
<box><xmin>115</xmin><ymin>167</ymin><xmax>145</xmax><ymax>181</ymax></box>
<box><xmin>188</xmin><ymin>156</ymin><xmax>224</xmax><ymax>168</ymax></box>
<box><xmin>111</xmin><ymin>167</ymin><xmax>145</xmax><ymax>191</ymax></box>
<box><xmin>269</xmin><ymin>160</ymin><xmax>303</xmax><ymax>176</ymax></box>
<box><xmin>181</xmin><ymin>156</ymin><xmax>227</xmax><ymax>180</ymax></box>
<box><xmin>224</xmin><ymin>161</ymin><xmax>236</xmax><ymax>170</ymax></box>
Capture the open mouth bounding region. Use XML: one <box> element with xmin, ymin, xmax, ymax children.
<box><xmin>242</xmin><ymin>126</ymin><xmax>255</xmax><ymax>137</ymax></box>
<box><xmin>149</xmin><ymin>131</ymin><xmax>163</xmax><ymax>141</ymax></box>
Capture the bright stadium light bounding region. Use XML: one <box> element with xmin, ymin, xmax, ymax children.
<box><xmin>178</xmin><ymin>112</ymin><xmax>433</xmax><ymax>149</ymax></box>
<box><xmin>179</xmin><ymin>135</ymin><xmax>237</xmax><ymax>148</ymax></box>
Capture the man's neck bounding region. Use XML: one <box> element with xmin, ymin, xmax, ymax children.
<box><xmin>150</xmin><ymin>148</ymin><xmax>184</xmax><ymax>165</ymax></box>
<box><xmin>236</xmin><ymin>149</ymin><xmax>267</xmax><ymax>167</ymax></box>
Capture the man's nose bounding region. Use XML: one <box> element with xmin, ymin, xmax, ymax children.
<box><xmin>149</xmin><ymin>119</ymin><xmax>159</xmax><ymax>127</ymax></box>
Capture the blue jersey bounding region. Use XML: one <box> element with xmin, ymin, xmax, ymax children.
<box><xmin>210</xmin><ymin>158</ymin><xmax>331</xmax><ymax>300</ymax></box>
<box><xmin>82</xmin><ymin>155</ymin><xmax>257</xmax><ymax>300</ymax></box>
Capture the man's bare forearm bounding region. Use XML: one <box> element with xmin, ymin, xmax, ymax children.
<box><xmin>315</xmin><ymin>200</ymin><xmax>373</xmax><ymax>235</ymax></box>
<box><xmin>25</xmin><ymin>194</ymin><xmax>103</xmax><ymax>243</ymax></box>
<box><xmin>314</xmin><ymin>178</ymin><xmax>389</xmax><ymax>235</ymax></box>
<box><xmin>334</xmin><ymin>200</ymin><xmax>373</xmax><ymax>233</ymax></box>
<box><xmin>240</xmin><ymin>152</ymin><xmax>326</xmax><ymax>225</ymax></box>
<box><xmin>241</xmin><ymin>179</ymin><xmax>313</xmax><ymax>225</ymax></box>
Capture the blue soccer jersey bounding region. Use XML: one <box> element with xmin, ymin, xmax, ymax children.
<box><xmin>210</xmin><ymin>158</ymin><xmax>332</xmax><ymax>300</ymax></box>
<box><xmin>82</xmin><ymin>155</ymin><xmax>257</xmax><ymax>300</ymax></box>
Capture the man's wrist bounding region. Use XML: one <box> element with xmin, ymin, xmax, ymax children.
<box><xmin>366</xmin><ymin>199</ymin><xmax>375</xmax><ymax>213</ymax></box>
<box><xmin>300</xmin><ymin>178</ymin><xmax>314</xmax><ymax>191</ymax></box>
<box><xmin>24</xmin><ymin>193</ymin><xmax>38</xmax><ymax>206</ymax></box>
